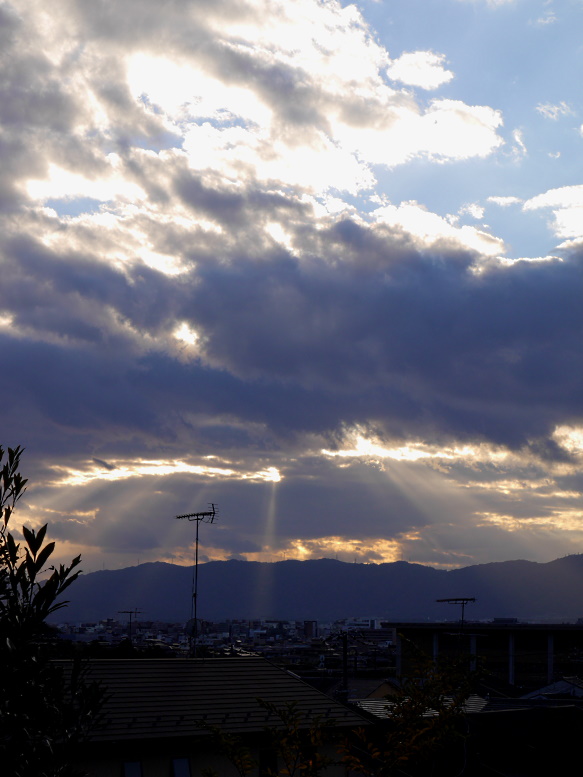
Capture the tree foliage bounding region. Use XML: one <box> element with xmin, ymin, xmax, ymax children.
<box><xmin>0</xmin><ymin>445</ymin><xmax>103</xmax><ymax>777</ymax></box>
<box><xmin>258</xmin><ymin>700</ymin><xmax>338</xmax><ymax>777</ymax></box>
<box><xmin>1</xmin><ymin>447</ymin><xmax>82</xmax><ymax>646</ymax></box>
<box><xmin>341</xmin><ymin>651</ymin><xmax>473</xmax><ymax>777</ymax></box>
<box><xmin>198</xmin><ymin>700</ymin><xmax>338</xmax><ymax>777</ymax></box>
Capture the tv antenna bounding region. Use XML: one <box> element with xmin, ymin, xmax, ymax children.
<box><xmin>118</xmin><ymin>608</ymin><xmax>142</xmax><ymax>646</ymax></box>
<box><xmin>436</xmin><ymin>597</ymin><xmax>475</xmax><ymax>629</ymax></box>
<box><xmin>175</xmin><ymin>503</ymin><xmax>217</xmax><ymax>656</ymax></box>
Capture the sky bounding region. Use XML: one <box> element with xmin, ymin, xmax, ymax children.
<box><xmin>1</xmin><ymin>0</ymin><xmax>583</xmax><ymax>573</ymax></box>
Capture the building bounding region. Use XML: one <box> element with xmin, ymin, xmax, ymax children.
<box><xmin>387</xmin><ymin>621</ymin><xmax>583</xmax><ymax>689</ymax></box>
<box><xmin>64</xmin><ymin>656</ymin><xmax>370</xmax><ymax>777</ymax></box>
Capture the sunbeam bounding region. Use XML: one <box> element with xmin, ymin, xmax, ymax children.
<box><xmin>252</xmin><ymin>479</ymin><xmax>280</xmax><ymax>617</ymax></box>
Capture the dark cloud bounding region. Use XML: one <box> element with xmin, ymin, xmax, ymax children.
<box><xmin>174</xmin><ymin>169</ymin><xmax>307</xmax><ymax>228</ymax></box>
<box><xmin>3</xmin><ymin>205</ymin><xmax>583</xmax><ymax>454</ymax></box>
<box><xmin>92</xmin><ymin>458</ymin><xmax>116</xmax><ymax>471</ymax></box>
<box><xmin>168</xmin><ymin>225</ymin><xmax>582</xmax><ymax>448</ymax></box>
<box><xmin>206</xmin><ymin>47</ymin><xmax>332</xmax><ymax>136</ymax></box>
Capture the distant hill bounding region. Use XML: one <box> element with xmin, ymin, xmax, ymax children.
<box><xmin>50</xmin><ymin>555</ymin><xmax>583</xmax><ymax>624</ymax></box>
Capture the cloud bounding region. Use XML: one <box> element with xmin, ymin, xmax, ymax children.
<box><xmin>5</xmin><ymin>0</ymin><xmax>503</xmax><ymax>215</ymax></box>
<box><xmin>386</xmin><ymin>51</ymin><xmax>454</xmax><ymax>90</ymax></box>
<box><xmin>511</xmin><ymin>128</ymin><xmax>527</xmax><ymax>158</ymax></box>
<box><xmin>180</xmin><ymin>123</ymin><xmax>375</xmax><ymax>196</ymax></box>
<box><xmin>334</xmin><ymin>99</ymin><xmax>503</xmax><ymax>167</ymax></box>
<box><xmin>524</xmin><ymin>185</ymin><xmax>583</xmax><ymax>239</ymax></box>
<box><xmin>2</xmin><ymin>0</ymin><xmax>583</xmax><ymax>573</ymax></box>
<box><xmin>487</xmin><ymin>196</ymin><xmax>523</xmax><ymax>207</ymax></box>
<box><xmin>536</xmin><ymin>102</ymin><xmax>573</xmax><ymax>120</ymax></box>
<box><xmin>530</xmin><ymin>11</ymin><xmax>556</xmax><ymax>26</ymax></box>
<box><xmin>371</xmin><ymin>200</ymin><xmax>502</xmax><ymax>254</ymax></box>
<box><xmin>455</xmin><ymin>0</ymin><xmax>516</xmax><ymax>5</ymax></box>
<box><xmin>459</xmin><ymin>203</ymin><xmax>485</xmax><ymax>219</ymax></box>
<box><xmin>3</xmin><ymin>203</ymin><xmax>582</xmax><ymax>458</ymax></box>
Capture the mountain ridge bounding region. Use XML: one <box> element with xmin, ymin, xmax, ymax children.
<box><xmin>50</xmin><ymin>555</ymin><xmax>583</xmax><ymax>624</ymax></box>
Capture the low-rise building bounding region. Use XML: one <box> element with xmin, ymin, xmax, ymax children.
<box><xmin>64</xmin><ymin>655</ymin><xmax>370</xmax><ymax>777</ymax></box>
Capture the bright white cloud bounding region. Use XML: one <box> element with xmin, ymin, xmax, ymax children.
<box><xmin>215</xmin><ymin>0</ymin><xmax>389</xmax><ymax>86</ymax></box>
<box><xmin>25</xmin><ymin>160</ymin><xmax>145</xmax><ymax>204</ymax></box>
<box><xmin>386</xmin><ymin>51</ymin><xmax>454</xmax><ymax>90</ymax></box>
<box><xmin>322</xmin><ymin>431</ymin><xmax>514</xmax><ymax>467</ymax></box>
<box><xmin>174</xmin><ymin>323</ymin><xmax>199</xmax><ymax>346</ymax></box>
<box><xmin>127</xmin><ymin>54</ymin><xmax>273</xmax><ymax>127</ymax></box>
<box><xmin>524</xmin><ymin>184</ymin><xmax>583</xmax><ymax>238</ymax></box>
<box><xmin>49</xmin><ymin>459</ymin><xmax>282</xmax><ymax>486</ymax></box>
<box><xmin>372</xmin><ymin>199</ymin><xmax>505</xmax><ymax>254</ymax></box>
<box><xmin>334</xmin><ymin>99</ymin><xmax>503</xmax><ymax>167</ymax></box>
<box><xmin>122</xmin><ymin>0</ymin><xmax>503</xmax><ymax>188</ymax></box>
<box><xmin>14</xmin><ymin>0</ymin><xmax>506</xmax><ymax>217</ymax></box>
<box><xmin>182</xmin><ymin>123</ymin><xmax>375</xmax><ymax>195</ymax></box>
<box><xmin>487</xmin><ymin>196</ymin><xmax>523</xmax><ymax>206</ymax></box>
<box><xmin>459</xmin><ymin>203</ymin><xmax>485</xmax><ymax>219</ymax></box>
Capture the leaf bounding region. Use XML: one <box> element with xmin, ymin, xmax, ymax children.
<box><xmin>34</xmin><ymin>542</ymin><xmax>55</xmax><ymax>573</ymax></box>
<box><xmin>36</xmin><ymin>523</ymin><xmax>48</xmax><ymax>545</ymax></box>
<box><xmin>22</xmin><ymin>524</ymin><xmax>40</xmax><ymax>557</ymax></box>
<box><xmin>25</xmin><ymin>549</ymin><xmax>37</xmax><ymax>581</ymax></box>
<box><xmin>6</xmin><ymin>532</ymin><xmax>20</xmax><ymax>564</ymax></box>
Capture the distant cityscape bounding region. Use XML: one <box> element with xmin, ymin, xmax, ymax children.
<box><xmin>53</xmin><ymin>613</ymin><xmax>583</xmax><ymax>698</ymax></box>
<box><xmin>56</xmin><ymin>615</ymin><xmax>394</xmax><ymax>658</ymax></box>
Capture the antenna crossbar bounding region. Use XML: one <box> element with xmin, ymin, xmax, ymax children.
<box><xmin>436</xmin><ymin>598</ymin><xmax>476</xmax><ymax>604</ymax></box>
<box><xmin>436</xmin><ymin>597</ymin><xmax>476</xmax><ymax>629</ymax></box>
<box><xmin>176</xmin><ymin>504</ymin><xmax>217</xmax><ymax>522</ymax></box>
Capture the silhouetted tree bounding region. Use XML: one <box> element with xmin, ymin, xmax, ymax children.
<box><xmin>0</xmin><ymin>445</ymin><xmax>103</xmax><ymax>776</ymax></box>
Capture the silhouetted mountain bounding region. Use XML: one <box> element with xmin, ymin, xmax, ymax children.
<box><xmin>50</xmin><ymin>555</ymin><xmax>583</xmax><ymax>624</ymax></box>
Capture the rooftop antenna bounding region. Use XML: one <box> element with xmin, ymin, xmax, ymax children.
<box><xmin>118</xmin><ymin>608</ymin><xmax>142</xmax><ymax>646</ymax></box>
<box><xmin>436</xmin><ymin>597</ymin><xmax>476</xmax><ymax>630</ymax></box>
<box><xmin>175</xmin><ymin>503</ymin><xmax>217</xmax><ymax>656</ymax></box>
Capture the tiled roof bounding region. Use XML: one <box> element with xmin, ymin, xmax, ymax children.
<box><xmin>480</xmin><ymin>697</ymin><xmax>583</xmax><ymax>712</ymax></box>
<box><xmin>353</xmin><ymin>694</ymin><xmax>488</xmax><ymax>719</ymax></box>
<box><xmin>521</xmin><ymin>677</ymin><xmax>583</xmax><ymax>699</ymax></box>
<box><xmin>57</xmin><ymin>656</ymin><xmax>369</xmax><ymax>742</ymax></box>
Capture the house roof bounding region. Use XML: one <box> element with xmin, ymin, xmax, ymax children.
<box><xmin>521</xmin><ymin>676</ymin><xmax>583</xmax><ymax>699</ymax></box>
<box><xmin>58</xmin><ymin>656</ymin><xmax>369</xmax><ymax>742</ymax></box>
<box><xmin>353</xmin><ymin>693</ymin><xmax>488</xmax><ymax>719</ymax></box>
<box><xmin>353</xmin><ymin>691</ymin><xmax>583</xmax><ymax>721</ymax></box>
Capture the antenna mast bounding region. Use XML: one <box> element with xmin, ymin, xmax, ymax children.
<box><xmin>118</xmin><ymin>608</ymin><xmax>142</xmax><ymax>646</ymax></box>
<box><xmin>436</xmin><ymin>597</ymin><xmax>476</xmax><ymax>629</ymax></box>
<box><xmin>175</xmin><ymin>503</ymin><xmax>217</xmax><ymax>656</ymax></box>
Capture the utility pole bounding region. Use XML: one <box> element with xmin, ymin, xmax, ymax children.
<box><xmin>175</xmin><ymin>504</ymin><xmax>217</xmax><ymax>656</ymax></box>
